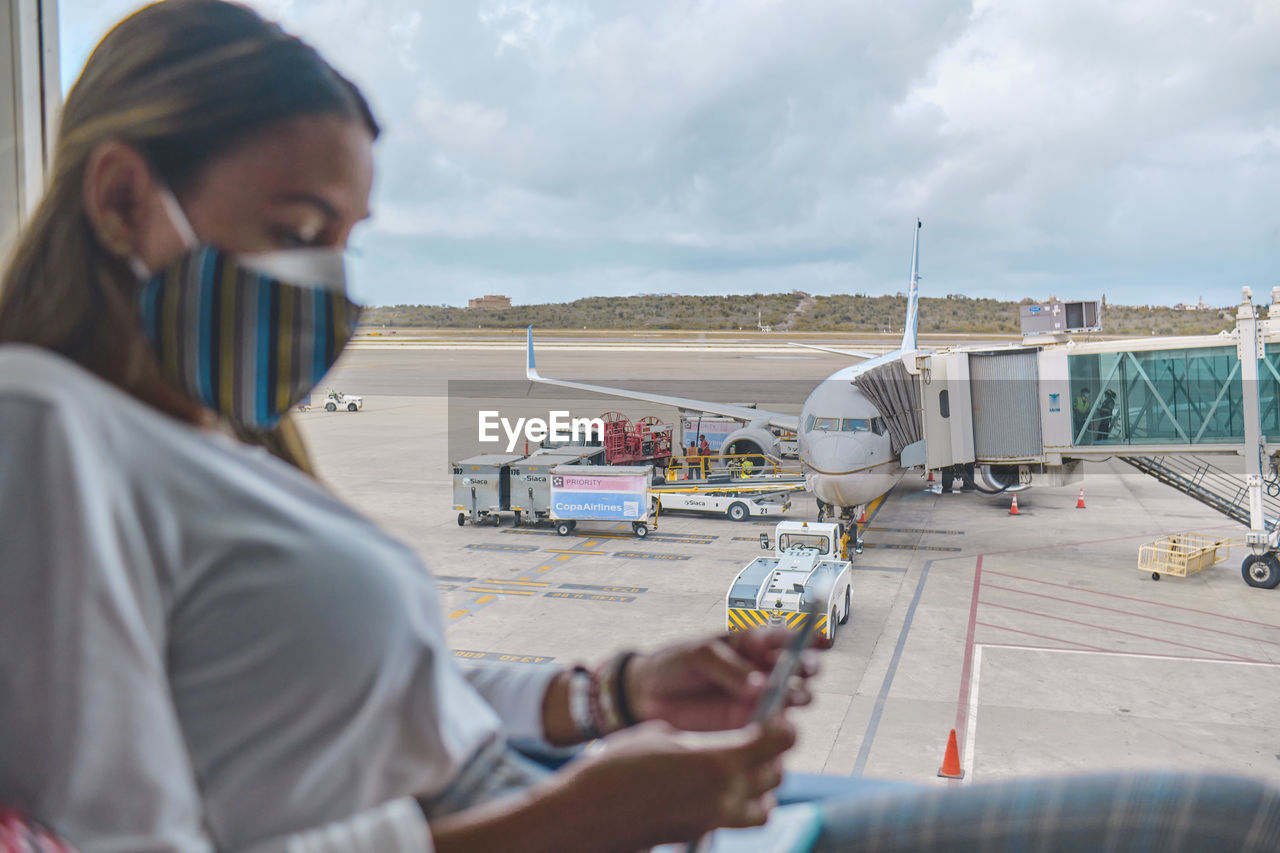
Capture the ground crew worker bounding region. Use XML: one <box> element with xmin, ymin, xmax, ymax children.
<box><xmin>698</xmin><ymin>434</ymin><xmax>711</xmax><ymax>456</ymax></box>
<box><xmin>1094</xmin><ymin>388</ymin><xmax>1117</xmax><ymax>441</ymax></box>
<box><xmin>686</xmin><ymin>442</ymin><xmax>698</xmax><ymax>479</ymax></box>
<box><xmin>1073</xmin><ymin>387</ymin><xmax>1093</xmax><ymax>441</ymax></box>
<box><xmin>740</xmin><ymin>457</ymin><xmax>755</xmax><ymax>478</ymax></box>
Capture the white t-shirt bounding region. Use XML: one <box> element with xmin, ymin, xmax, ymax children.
<box><xmin>0</xmin><ymin>346</ymin><xmax>557</xmax><ymax>852</ymax></box>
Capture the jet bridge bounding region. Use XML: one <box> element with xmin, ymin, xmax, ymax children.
<box><xmin>910</xmin><ymin>287</ymin><xmax>1280</xmax><ymax>585</ymax></box>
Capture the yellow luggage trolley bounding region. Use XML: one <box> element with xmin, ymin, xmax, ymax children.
<box><xmin>1138</xmin><ymin>533</ymin><xmax>1237</xmax><ymax>581</ymax></box>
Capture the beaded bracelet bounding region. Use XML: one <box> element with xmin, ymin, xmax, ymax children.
<box><xmin>567</xmin><ymin>666</ymin><xmax>599</xmax><ymax>740</ymax></box>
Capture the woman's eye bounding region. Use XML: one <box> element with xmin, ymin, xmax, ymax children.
<box><xmin>271</xmin><ymin>227</ymin><xmax>316</xmax><ymax>249</ymax></box>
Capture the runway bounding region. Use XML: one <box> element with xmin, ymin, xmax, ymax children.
<box><xmin>301</xmin><ymin>334</ymin><xmax>1279</xmax><ymax>784</ymax></box>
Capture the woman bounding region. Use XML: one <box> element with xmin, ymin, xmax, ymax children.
<box><xmin>0</xmin><ymin>2</ymin><xmax>806</xmax><ymax>849</ymax></box>
<box><xmin>6</xmin><ymin>3</ymin><xmax>1280</xmax><ymax>852</ymax></box>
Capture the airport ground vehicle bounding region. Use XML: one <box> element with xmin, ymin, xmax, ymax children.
<box><xmin>323</xmin><ymin>390</ymin><xmax>362</xmax><ymax>412</ymax></box>
<box><xmin>550</xmin><ymin>465</ymin><xmax>656</xmax><ymax>537</ymax></box>
<box><xmin>657</xmin><ymin>489</ymin><xmax>795</xmax><ymax>521</ymax></box>
<box><xmin>725</xmin><ymin>521</ymin><xmax>853</xmax><ymax>643</ymax></box>
<box><xmin>452</xmin><ymin>454</ymin><xmax>523</xmax><ymax>526</ymax></box>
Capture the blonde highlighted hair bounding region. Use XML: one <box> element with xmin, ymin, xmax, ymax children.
<box><xmin>0</xmin><ymin>0</ymin><xmax>378</xmax><ymax>472</ymax></box>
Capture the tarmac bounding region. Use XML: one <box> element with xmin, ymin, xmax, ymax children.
<box><xmin>298</xmin><ymin>333</ymin><xmax>1280</xmax><ymax>786</ymax></box>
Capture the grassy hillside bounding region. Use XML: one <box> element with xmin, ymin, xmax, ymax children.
<box><xmin>362</xmin><ymin>292</ymin><xmax>1234</xmax><ymax>336</ymax></box>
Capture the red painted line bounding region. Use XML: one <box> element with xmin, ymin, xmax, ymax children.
<box><xmin>975</xmin><ymin>620</ymin><xmax>1110</xmax><ymax>652</ymax></box>
<box><xmin>979</xmin><ymin>599</ymin><xmax>1258</xmax><ymax>662</ymax></box>
<box><xmin>984</xmin><ymin>569</ymin><xmax>1280</xmax><ymax>631</ymax></box>
<box><xmin>981</xmin><ymin>582</ymin><xmax>1280</xmax><ymax>649</ymax></box>
<box><xmin>953</xmin><ymin>555</ymin><xmax>983</xmax><ymax>737</ymax></box>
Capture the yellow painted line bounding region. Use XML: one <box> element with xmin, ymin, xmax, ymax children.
<box><xmin>448</xmin><ymin>609</ymin><xmax>469</xmax><ymax>619</ymax></box>
<box><xmin>583</xmin><ymin>540</ymin><xmax>601</xmax><ymax>547</ymax></box>
<box><xmin>545</xmin><ymin>549</ymin><xmax>608</xmax><ymax>557</ymax></box>
<box><xmin>518</xmin><ymin>576</ymin><xmax>532</xmax><ymax>581</ymax></box>
<box><xmin>483</xmin><ymin>579</ymin><xmax>551</xmax><ymax>587</ymax></box>
<box><xmin>466</xmin><ymin>587</ymin><xmax>538</xmax><ymax>596</ymax></box>
<box><xmin>554</xmin><ymin>555</ymin><xmax>571</xmax><ymax>562</ymax></box>
<box><xmin>538</xmin><ymin>566</ymin><xmax>554</xmax><ymax>572</ymax></box>
<box><xmin>475</xmin><ymin>595</ymin><xmax>496</xmax><ymax>604</ymax></box>
<box><xmin>864</xmin><ymin>494</ymin><xmax>888</xmax><ymax>522</ymax></box>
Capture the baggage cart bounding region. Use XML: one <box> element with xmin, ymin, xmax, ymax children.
<box><xmin>509</xmin><ymin>447</ymin><xmax>606</xmax><ymax>526</ymax></box>
<box><xmin>550</xmin><ymin>464</ymin><xmax>656</xmax><ymax>538</ymax></box>
<box><xmin>1138</xmin><ymin>533</ymin><xmax>1236</xmax><ymax>580</ymax></box>
<box><xmin>452</xmin><ymin>453</ymin><xmax>523</xmax><ymax>526</ymax></box>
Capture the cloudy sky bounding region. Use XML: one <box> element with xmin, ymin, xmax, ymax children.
<box><xmin>61</xmin><ymin>1</ymin><xmax>1279</xmax><ymax>308</ymax></box>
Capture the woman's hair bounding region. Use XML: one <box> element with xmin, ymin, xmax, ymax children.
<box><xmin>0</xmin><ymin>0</ymin><xmax>379</xmax><ymax>473</ymax></box>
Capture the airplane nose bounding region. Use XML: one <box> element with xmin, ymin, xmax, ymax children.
<box><xmin>806</xmin><ymin>433</ymin><xmax>860</xmax><ymax>476</ymax></box>
<box><xmin>805</xmin><ymin>433</ymin><xmax>870</xmax><ymax>507</ymax></box>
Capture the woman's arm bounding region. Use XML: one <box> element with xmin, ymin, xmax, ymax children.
<box><xmin>0</xmin><ymin>397</ymin><xmax>213</xmax><ymax>850</ymax></box>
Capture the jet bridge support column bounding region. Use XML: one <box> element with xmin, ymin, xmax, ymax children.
<box><xmin>1237</xmin><ymin>288</ymin><xmax>1268</xmax><ymax>554</ymax></box>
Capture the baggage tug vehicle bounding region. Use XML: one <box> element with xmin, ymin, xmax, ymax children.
<box><xmin>725</xmin><ymin>521</ymin><xmax>853</xmax><ymax>643</ymax></box>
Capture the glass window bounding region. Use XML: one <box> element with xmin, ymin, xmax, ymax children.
<box><xmin>813</xmin><ymin>417</ymin><xmax>838</xmax><ymax>431</ymax></box>
<box><xmin>778</xmin><ymin>533</ymin><xmax>830</xmax><ymax>554</ymax></box>
<box><xmin>804</xmin><ymin>414</ymin><xmax>816</xmax><ymax>432</ymax></box>
<box><xmin>841</xmin><ymin>418</ymin><xmax>870</xmax><ymax>432</ymax></box>
<box><xmin>1068</xmin><ymin>346</ymin><xmax>1244</xmax><ymax>446</ymax></box>
<box><xmin>872</xmin><ymin>418</ymin><xmax>888</xmax><ymax>436</ymax></box>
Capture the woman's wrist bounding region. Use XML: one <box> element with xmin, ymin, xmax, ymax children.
<box><xmin>541</xmin><ymin>653</ymin><xmax>651</xmax><ymax>747</ymax></box>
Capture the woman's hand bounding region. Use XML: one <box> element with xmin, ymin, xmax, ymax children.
<box><xmin>626</xmin><ymin>629</ymin><xmax>820</xmax><ymax>732</ymax></box>
<box><xmin>430</xmin><ymin>719</ymin><xmax>795</xmax><ymax>853</ymax></box>
<box><xmin>563</xmin><ymin>717</ymin><xmax>796</xmax><ymax>848</ymax></box>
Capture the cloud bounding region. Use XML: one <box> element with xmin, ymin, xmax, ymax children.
<box><xmin>61</xmin><ymin>0</ymin><xmax>1280</xmax><ymax>308</ymax></box>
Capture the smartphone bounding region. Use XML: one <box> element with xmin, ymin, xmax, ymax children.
<box><xmin>752</xmin><ymin>596</ymin><xmax>822</xmax><ymax>722</ymax></box>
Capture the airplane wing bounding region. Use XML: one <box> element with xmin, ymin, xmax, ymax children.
<box><xmin>526</xmin><ymin>328</ymin><xmax>800</xmax><ymax>432</ymax></box>
<box><xmin>787</xmin><ymin>342</ymin><xmax>879</xmax><ymax>359</ymax></box>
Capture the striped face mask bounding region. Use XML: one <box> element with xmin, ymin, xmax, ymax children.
<box><xmin>132</xmin><ymin>188</ymin><xmax>362</xmax><ymax>428</ymax></box>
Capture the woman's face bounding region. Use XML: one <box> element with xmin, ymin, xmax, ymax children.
<box><xmin>137</xmin><ymin>113</ymin><xmax>375</xmax><ymax>270</ymax></box>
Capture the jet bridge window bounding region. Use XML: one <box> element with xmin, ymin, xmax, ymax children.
<box><xmin>777</xmin><ymin>533</ymin><xmax>830</xmax><ymax>554</ymax></box>
<box><xmin>841</xmin><ymin>418</ymin><xmax>870</xmax><ymax>432</ymax></box>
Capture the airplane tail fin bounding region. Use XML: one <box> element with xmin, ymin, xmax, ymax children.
<box><xmin>900</xmin><ymin>219</ymin><xmax>922</xmax><ymax>351</ymax></box>
<box><xmin>526</xmin><ymin>326</ymin><xmax>541</xmax><ymax>380</ymax></box>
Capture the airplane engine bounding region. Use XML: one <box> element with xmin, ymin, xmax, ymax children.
<box><xmin>720</xmin><ymin>427</ymin><xmax>782</xmax><ymax>466</ymax></box>
<box><xmin>978</xmin><ymin>463</ymin><xmax>1030</xmax><ymax>493</ymax></box>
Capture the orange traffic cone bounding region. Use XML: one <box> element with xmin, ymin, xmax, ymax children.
<box><xmin>937</xmin><ymin>728</ymin><xmax>964</xmax><ymax>779</ymax></box>
<box><xmin>1076</xmin><ymin>487</ymin><xmax>1086</xmax><ymax>509</ymax></box>
<box><xmin>858</xmin><ymin>508</ymin><xmax>868</xmax><ymax>524</ymax></box>
<box><xmin>927</xmin><ymin>470</ymin><xmax>935</xmax><ymax>482</ymax></box>
<box><xmin>1009</xmin><ymin>493</ymin><xmax>1019</xmax><ymax>515</ymax></box>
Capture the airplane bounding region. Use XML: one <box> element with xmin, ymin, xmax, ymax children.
<box><xmin>525</xmin><ymin>221</ymin><xmax>1018</xmax><ymax>527</ymax></box>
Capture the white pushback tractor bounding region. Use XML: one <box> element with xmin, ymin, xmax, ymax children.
<box><xmin>725</xmin><ymin>521</ymin><xmax>853</xmax><ymax>643</ymax></box>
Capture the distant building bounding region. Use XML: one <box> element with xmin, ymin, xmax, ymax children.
<box><xmin>467</xmin><ymin>294</ymin><xmax>512</xmax><ymax>310</ymax></box>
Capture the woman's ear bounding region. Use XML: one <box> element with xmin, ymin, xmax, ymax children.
<box><xmin>82</xmin><ymin>140</ymin><xmax>156</xmax><ymax>260</ymax></box>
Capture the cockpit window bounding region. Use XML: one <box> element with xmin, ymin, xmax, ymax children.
<box><xmin>872</xmin><ymin>417</ymin><xmax>888</xmax><ymax>436</ymax></box>
<box><xmin>812</xmin><ymin>417</ymin><xmax>839</xmax><ymax>432</ymax></box>
<box><xmin>841</xmin><ymin>418</ymin><xmax>870</xmax><ymax>432</ymax></box>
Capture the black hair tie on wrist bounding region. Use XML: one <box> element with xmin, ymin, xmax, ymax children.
<box><xmin>614</xmin><ymin>651</ymin><xmax>640</xmax><ymax>727</ymax></box>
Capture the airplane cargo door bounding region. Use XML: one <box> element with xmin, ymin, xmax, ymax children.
<box><xmin>969</xmin><ymin>350</ymin><xmax>1042</xmax><ymax>461</ymax></box>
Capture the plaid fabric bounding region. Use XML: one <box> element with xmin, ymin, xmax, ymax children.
<box><xmin>0</xmin><ymin>810</ymin><xmax>75</xmax><ymax>852</ymax></box>
<box><xmin>809</xmin><ymin>772</ymin><xmax>1280</xmax><ymax>852</ymax></box>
